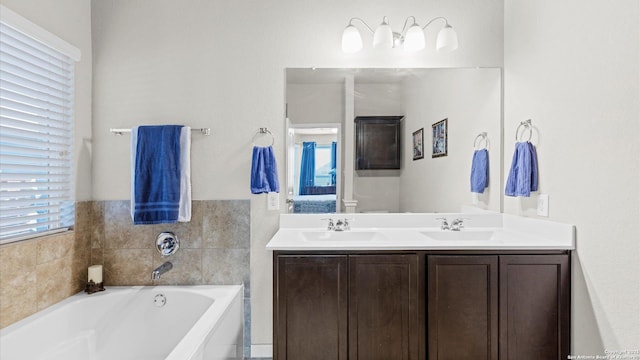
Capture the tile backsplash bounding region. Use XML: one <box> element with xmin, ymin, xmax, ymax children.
<box><xmin>91</xmin><ymin>200</ymin><xmax>250</xmax><ymax>291</ymax></box>
<box><xmin>0</xmin><ymin>200</ymin><xmax>251</xmax><ymax>331</ymax></box>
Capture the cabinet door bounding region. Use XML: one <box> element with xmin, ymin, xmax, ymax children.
<box><xmin>349</xmin><ymin>254</ymin><xmax>421</xmax><ymax>360</ymax></box>
<box><xmin>427</xmin><ymin>255</ymin><xmax>499</xmax><ymax>360</ymax></box>
<box><xmin>274</xmin><ymin>255</ymin><xmax>348</xmax><ymax>360</ymax></box>
<box><xmin>499</xmin><ymin>255</ymin><xmax>570</xmax><ymax>360</ymax></box>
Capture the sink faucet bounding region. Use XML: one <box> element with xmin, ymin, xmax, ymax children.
<box><xmin>322</xmin><ymin>218</ymin><xmax>352</xmax><ymax>231</ymax></box>
<box><xmin>334</xmin><ymin>219</ymin><xmax>352</xmax><ymax>231</ymax></box>
<box><xmin>151</xmin><ymin>261</ymin><xmax>173</xmax><ymax>280</ymax></box>
<box><xmin>436</xmin><ymin>217</ymin><xmax>450</xmax><ymax>230</ymax></box>
<box><xmin>450</xmin><ymin>218</ymin><xmax>465</xmax><ymax>231</ymax></box>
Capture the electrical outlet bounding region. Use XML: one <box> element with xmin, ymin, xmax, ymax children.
<box><xmin>267</xmin><ymin>192</ymin><xmax>280</xmax><ymax>211</ymax></box>
<box><xmin>537</xmin><ymin>194</ymin><xmax>549</xmax><ymax>217</ymax></box>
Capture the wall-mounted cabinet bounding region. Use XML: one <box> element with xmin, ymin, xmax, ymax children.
<box><xmin>355</xmin><ymin>116</ymin><xmax>403</xmax><ymax>170</ymax></box>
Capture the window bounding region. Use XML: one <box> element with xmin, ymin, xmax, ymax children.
<box><xmin>314</xmin><ymin>145</ymin><xmax>332</xmax><ymax>186</ymax></box>
<box><xmin>0</xmin><ymin>6</ymin><xmax>80</xmax><ymax>243</ymax></box>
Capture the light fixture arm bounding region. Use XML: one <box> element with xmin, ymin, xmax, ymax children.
<box><xmin>400</xmin><ymin>16</ymin><xmax>418</xmax><ymax>35</ymax></box>
<box><xmin>347</xmin><ymin>17</ymin><xmax>376</xmax><ymax>34</ymax></box>
<box><xmin>421</xmin><ymin>16</ymin><xmax>450</xmax><ymax>31</ymax></box>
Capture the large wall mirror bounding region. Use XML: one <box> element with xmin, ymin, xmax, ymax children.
<box><xmin>285</xmin><ymin>68</ymin><xmax>502</xmax><ymax>214</ymax></box>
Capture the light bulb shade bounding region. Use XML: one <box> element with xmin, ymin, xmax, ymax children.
<box><xmin>342</xmin><ymin>25</ymin><xmax>363</xmax><ymax>53</ymax></box>
<box><xmin>436</xmin><ymin>24</ymin><xmax>458</xmax><ymax>52</ymax></box>
<box><xmin>403</xmin><ymin>24</ymin><xmax>425</xmax><ymax>52</ymax></box>
<box><xmin>373</xmin><ymin>20</ymin><xmax>393</xmax><ymax>49</ymax></box>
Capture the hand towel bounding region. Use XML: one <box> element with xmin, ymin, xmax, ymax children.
<box><xmin>251</xmin><ymin>145</ymin><xmax>280</xmax><ymax>194</ymax></box>
<box><xmin>505</xmin><ymin>141</ymin><xmax>539</xmax><ymax>197</ymax></box>
<box><xmin>470</xmin><ymin>148</ymin><xmax>489</xmax><ymax>193</ymax></box>
<box><xmin>131</xmin><ymin>125</ymin><xmax>190</xmax><ymax>224</ymax></box>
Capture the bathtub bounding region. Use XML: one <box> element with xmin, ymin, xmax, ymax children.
<box><xmin>0</xmin><ymin>285</ymin><xmax>244</xmax><ymax>360</ymax></box>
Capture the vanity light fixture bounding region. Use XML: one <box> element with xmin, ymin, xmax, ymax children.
<box><xmin>341</xmin><ymin>16</ymin><xmax>458</xmax><ymax>53</ymax></box>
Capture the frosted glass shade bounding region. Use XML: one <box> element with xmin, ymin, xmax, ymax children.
<box><xmin>403</xmin><ymin>24</ymin><xmax>425</xmax><ymax>52</ymax></box>
<box><xmin>372</xmin><ymin>19</ymin><xmax>393</xmax><ymax>49</ymax></box>
<box><xmin>342</xmin><ymin>25</ymin><xmax>363</xmax><ymax>53</ymax></box>
<box><xmin>436</xmin><ymin>25</ymin><xmax>458</xmax><ymax>52</ymax></box>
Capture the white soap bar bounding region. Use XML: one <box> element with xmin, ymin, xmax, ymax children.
<box><xmin>88</xmin><ymin>265</ymin><xmax>103</xmax><ymax>284</ymax></box>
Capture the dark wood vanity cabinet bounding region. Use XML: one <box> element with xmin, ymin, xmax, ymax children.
<box><xmin>275</xmin><ymin>255</ymin><xmax>348</xmax><ymax>360</ymax></box>
<box><xmin>274</xmin><ymin>253</ymin><xmax>422</xmax><ymax>360</ymax></box>
<box><xmin>274</xmin><ymin>252</ymin><xmax>569</xmax><ymax>360</ymax></box>
<box><xmin>427</xmin><ymin>256</ymin><xmax>499</xmax><ymax>360</ymax></box>
<box><xmin>427</xmin><ymin>254</ymin><xmax>570</xmax><ymax>360</ymax></box>
<box><xmin>349</xmin><ymin>255</ymin><xmax>421</xmax><ymax>360</ymax></box>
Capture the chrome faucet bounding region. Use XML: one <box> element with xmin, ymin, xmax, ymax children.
<box><xmin>151</xmin><ymin>261</ymin><xmax>173</xmax><ymax>280</ymax></box>
<box><xmin>334</xmin><ymin>219</ymin><xmax>352</xmax><ymax>231</ymax></box>
<box><xmin>436</xmin><ymin>217</ymin><xmax>450</xmax><ymax>230</ymax></box>
<box><xmin>450</xmin><ymin>218</ymin><xmax>465</xmax><ymax>231</ymax></box>
<box><xmin>322</xmin><ymin>218</ymin><xmax>352</xmax><ymax>231</ymax></box>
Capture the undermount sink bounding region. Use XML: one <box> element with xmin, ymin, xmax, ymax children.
<box><xmin>301</xmin><ymin>231</ymin><xmax>388</xmax><ymax>242</ymax></box>
<box><xmin>421</xmin><ymin>230</ymin><xmax>495</xmax><ymax>241</ymax></box>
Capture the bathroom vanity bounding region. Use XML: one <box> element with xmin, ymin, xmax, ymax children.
<box><xmin>267</xmin><ymin>213</ymin><xmax>574</xmax><ymax>360</ymax></box>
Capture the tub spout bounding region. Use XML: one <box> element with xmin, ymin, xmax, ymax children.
<box><xmin>151</xmin><ymin>261</ymin><xmax>173</xmax><ymax>280</ymax></box>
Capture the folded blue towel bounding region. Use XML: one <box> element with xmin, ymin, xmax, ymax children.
<box><xmin>132</xmin><ymin>125</ymin><xmax>183</xmax><ymax>224</ymax></box>
<box><xmin>251</xmin><ymin>145</ymin><xmax>280</xmax><ymax>194</ymax></box>
<box><xmin>470</xmin><ymin>149</ymin><xmax>489</xmax><ymax>193</ymax></box>
<box><xmin>505</xmin><ymin>141</ymin><xmax>539</xmax><ymax>197</ymax></box>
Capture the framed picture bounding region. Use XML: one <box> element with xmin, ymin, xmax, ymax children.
<box><xmin>432</xmin><ymin>118</ymin><xmax>448</xmax><ymax>158</ymax></box>
<box><xmin>412</xmin><ymin>128</ymin><xmax>424</xmax><ymax>160</ymax></box>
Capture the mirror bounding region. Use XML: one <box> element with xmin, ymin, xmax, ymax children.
<box><xmin>286</xmin><ymin>68</ymin><xmax>502</xmax><ymax>214</ymax></box>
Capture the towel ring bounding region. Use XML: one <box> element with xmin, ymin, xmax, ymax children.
<box><xmin>515</xmin><ymin>119</ymin><xmax>533</xmax><ymax>142</ymax></box>
<box><xmin>473</xmin><ymin>132</ymin><xmax>489</xmax><ymax>150</ymax></box>
<box><xmin>252</xmin><ymin>127</ymin><xmax>275</xmax><ymax>147</ymax></box>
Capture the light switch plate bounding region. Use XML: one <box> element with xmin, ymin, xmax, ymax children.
<box><xmin>537</xmin><ymin>194</ymin><xmax>549</xmax><ymax>217</ymax></box>
<box><xmin>267</xmin><ymin>192</ymin><xmax>280</xmax><ymax>211</ymax></box>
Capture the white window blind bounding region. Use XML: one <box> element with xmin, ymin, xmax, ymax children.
<box><xmin>0</xmin><ymin>16</ymin><xmax>76</xmax><ymax>243</ymax></box>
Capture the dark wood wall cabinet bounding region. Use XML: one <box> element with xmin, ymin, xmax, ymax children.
<box><xmin>273</xmin><ymin>251</ymin><xmax>570</xmax><ymax>360</ymax></box>
<box><xmin>355</xmin><ymin>116</ymin><xmax>403</xmax><ymax>170</ymax></box>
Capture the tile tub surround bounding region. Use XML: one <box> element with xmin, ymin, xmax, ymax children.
<box><xmin>90</xmin><ymin>200</ymin><xmax>250</xmax><ymax>290</ymax></box>
<box><xmin>1</xmin><ymin>199</ymin><xmax>252</xmax><ymax>357</ymax></box>
<box><xmin>90</xmin><ymin>200</ymin><xmax>252</xmax><ymax>356</ymax></box>
<box><xmin>0</xmin><ymin>201</ymin><xmax>93</xmax><ymax>328</ymax></box>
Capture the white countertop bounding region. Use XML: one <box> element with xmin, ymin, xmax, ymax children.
<box><xmin>266</xmin><ymin>212</ymin><xmax>575</xmax><ymax>251</ymax></box>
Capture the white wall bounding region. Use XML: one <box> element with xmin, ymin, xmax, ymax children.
<box><xmin>354</xmin><ymin>83</ymin><xmax>403</xmax><ymax>212</ymax></box>
<box><xmin>400</xmin><ymin>68</ymin><xmax>502</xmax><ymax>212</ymax></box>
<box><xmin>287</xmin><ymin>83</ymin><xmax>343</xmax><ymax>125</ymax></box>
<box><xmin>1</xmin><ymin>0</ymin><xmax>93</xmax><ymax>201</ymax></box>
<box><xmin>90</xmin><ymin>0</ymin><xmax>504</xmax><ymax>350</ymax></box>
<box><xmin>504</xmin><ymin>0</ymin><xmax>640</xmax><ymax>353</ymax></box>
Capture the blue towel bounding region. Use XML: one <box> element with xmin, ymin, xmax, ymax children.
<box><xmin>505</xmin><ymin>141</ymin><xmax>539</xmax><ymax>197</ymax></box>
<box><xmin>470</xmin><ymin>149</ymin><xmax>489</xmax><ymax>193</ymax></box>
<box><xmin>251</xmin><ymin>145</ymin><xmax>280</xmax><ymax>194</ymax></box>
<box><xmin>132</xmin><ymin>125</ymin><xmax>183</xmax><ymax>224</ymax></box>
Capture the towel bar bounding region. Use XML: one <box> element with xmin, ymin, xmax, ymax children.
<box><xmin>110</xmin><ymin>127</ymin><xmax>211</xmax><ymax>136</ymax></box>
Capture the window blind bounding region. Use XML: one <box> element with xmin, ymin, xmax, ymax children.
<box><xmin>0</xmin><ymin>20</ymin><xmax>75</xmax><ymax>242</ymax></box>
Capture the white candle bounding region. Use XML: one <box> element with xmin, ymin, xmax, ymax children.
<box><xmin>88</xmin><ymin>265</ymin><xmax>103</xmax><ymax>284</ymax></box>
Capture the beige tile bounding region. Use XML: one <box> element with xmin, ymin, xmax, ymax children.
<box><xmin>91</xmin><ymin>201</ymin><xmax>105</xmax><ymax>249</ymax></box>
<box><xmin>0</xmin><ymin>240</ymin><xmax>37</xmax><ymax>274</ymax></box>
<box><xmin>0</xmin><ymin>271</ymin><xmax>36</xmax><ymax>314</ymax></box>
<box><xmin>36</xmin><ymin>232</ymin><xmax>75</xmax><ymax>264</ymax></box>
<box><xmin>151</xmin><ymin>249</ymin><xmax>203</xmax><ymax>285</ymax></box>
<box><xmin>36</xmin><ymin>256</ymin><xmax>76</xmax><ymax>310</ymax></box>
<box><xmin>103</xmin><ymin>200</ymin><xmax>152</xmax><ymax>249</ymax></box>
<box><xmin>0</xmin><ymin>300</ymin><xmax>37</xmax><ymax>329</ymax></box>
<box><xmin>103</xmin><ymin>248</ymin><xmax>154</xmax><ymax>286</ymax></box>
<box><xmin>202</xmin><ymin>200</ymin><xmax>250</xmax><ymax>249</ymax></box>
<box><xmin>202</xmin><ymin>248</ymin><xmax>250</xmax><ymax>286</ymax></box>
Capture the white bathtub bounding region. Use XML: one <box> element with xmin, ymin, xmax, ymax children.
<box><xmin>0</xmin><ymin>285</ymin><xmax>244</xmax><ymax>360</ymax></box>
